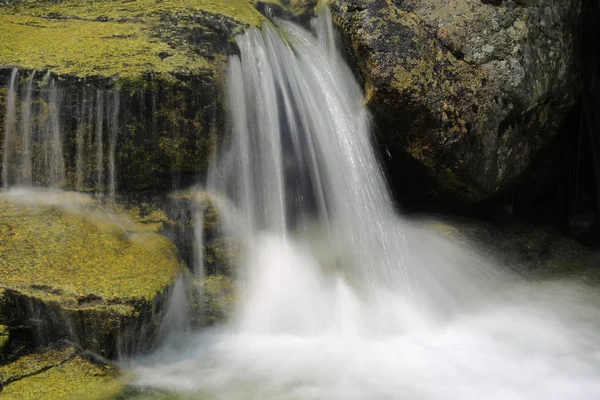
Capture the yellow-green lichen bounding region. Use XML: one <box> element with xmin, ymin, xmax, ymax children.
<box><xmin>0</xmin><ymin>0</ymin><xmax>266</xmax><ymax>81</ymax></box>
<box><xmin>0</xmin><ymin>15</ymin><xmax>212</xmax><ymax>80</ymax></box>
<box><xmin>0</xmin><ymin>193</ymin><xmax>182</xmax><ymax>303</ymax></box>
<box><xmin>0</xmin><ymin>347</ymin><xmax>77</xmax><ymax>386</ymax></box>
<box><xmin>0</xmin><ymin>349</ymin><xmax>123</xmax><ymax>400</ymax></box>
<box><xmin>6</xmin><ymin>0</ymin><xmax>264</xmax><ymax>28</ymax></box>
<box><xmin>198</xmin><ymin>275</ymin><xmax>235</xmax><ymax>325</ymax></box>
<box><xmin>0</xmin><ymin>324</ymin><xmax>8</xmax><ymax>355</ymax></box>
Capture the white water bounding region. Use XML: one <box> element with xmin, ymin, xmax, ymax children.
<box><xmin>131</xmin><ymin>9</ymin><xmax>600</xmax><ymax>399</ymax></box>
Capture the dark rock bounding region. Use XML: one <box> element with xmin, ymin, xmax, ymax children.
<box><xmin>331</xmin><ymin>0</ymin><xmax>581</xmax><ymax>206</ymax></box>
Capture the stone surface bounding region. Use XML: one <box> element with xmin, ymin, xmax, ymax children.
<box><xmin>331</xmin><ymin>0</ymin><xmax>581</xmax><ymax>205</ymax></box>
<box><xmin>0</xmin><ymin>190</ymin><xmax>184</xmax><ymax>358</ymax></box>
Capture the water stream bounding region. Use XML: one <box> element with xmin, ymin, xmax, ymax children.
<box><xmin>1</xmin><ymin>70</ymin><xmax>119</xmax><ymax>198</ymax></box>
<box><xmin>129</xmin><ymin>10</ymin><xmax>600</xmax><ymax>400</ymax></box>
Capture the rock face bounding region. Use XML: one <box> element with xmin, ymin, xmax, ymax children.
<box><xmin>331</xmin><ymin>0</ymin><xmax>581</xmax><ymax>205</ymax></box>
<box><xmin>0</xmin><ymin>191</ymin><xmax>184</xmax><ymax>359</ymax></box>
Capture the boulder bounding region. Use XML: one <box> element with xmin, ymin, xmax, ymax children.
<box><xmin>0</xmin><ymin>190</ymin><xmax>184</xmax><ymax>358</ymax></box>
<box><xmin>331</xmin><ymin>0</ymin><xmax>581</xmax><ymax>205</ymax></box>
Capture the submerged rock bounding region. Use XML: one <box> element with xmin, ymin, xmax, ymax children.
<box><xmin>0</xmin><ymin>190</ymin><xmax>184</xmax><ymax>359</ymax></box>
<box><xmin>331</xmin><ymin>0</ymin><xmax>581</xmax><ymax>205</ymax></box>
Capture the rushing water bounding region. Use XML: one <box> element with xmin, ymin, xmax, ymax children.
<box><xmin>132</xmin><ymin>9</ymin><xmax>600</xmax><ymax>400</ymax></box>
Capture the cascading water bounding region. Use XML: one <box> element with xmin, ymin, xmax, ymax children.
<box><xmin>139</xmin><ymin>9</ymin><xmax>600</xmax><ymax>399</ymax></box>
<box><xmin>1</xmin><ymin>70</ymin><xmax>120</xmax><ymax>199</ymax></box>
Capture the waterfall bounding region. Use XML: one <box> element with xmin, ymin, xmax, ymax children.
<box><xmin>1</xmin><ymin>70</ymin><xmax>121</xmax><ymax>197</ymax></box>
<box><xmin>2</xmin><ymin>68</ymin><xmax>18</xmax><ymax>188</ymax></box>
<box><xmin>108</xmin><ymin>91</ymin><xmax>119</xmax><ymax>201</ymax></box>
<box><xmin>20</xmin><ymin>72</ymin><xmax>35</xmax><ymax>186</ymax></box>
<box><xmin>132</xmin><ymin>9</ymin><xmax>600</xmax><ymax>399</ymax></box>
<box><xmin>208</xmin><ymin>9</ymin><xmax>497</xmax><ymax>333</ymax></box>
<box><xmin>75</xmin><ymin>83</ymin><xmax>88</xmax><ymax>191</ymax></box>
<box><xmin>48</xmin><ymin>77</ymin><xmax>65</xmax><ymax>188</ymax></box>
<box><xmin>96</xmin><ymin>89</ymin><xmax>104</xmax><ymax>194</ymax></box>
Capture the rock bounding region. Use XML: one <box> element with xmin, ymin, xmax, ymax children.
<box><xmin>0</xmin><ymin>0</ymin><xmax>264</xmax><ymax>80</ymax></box>
<box><xmin>163</xmin><ymin>189</ymin><xmax>241</xmax><ymax>277</ymax></box>
<box><xmin>0</xmin><ymin>347</ymin><xmax>122</xmax><ymax>400</ymax></box>
<box><xmin>0</xmin><ymin>325</ymin><xmax>8</xmax><ymax>360</ymax></box>
<box><xmin>0</xmin><ymin>190</ymin><xmax>184</xmax><ymax>358</ymax></box>
<box><xmin>421</xmin><ymin>216</ymin><xmax>600</xmax><ymax>281</ymax></box>
<box><xmin>331</xmin><ymin>0</ymin><xmax>581</xmax><ymax>206</ymax></box>
<box><xmin>258</xmin><ymin>0</ymin><xmax>318</xmax><ymax>22</ymax></box>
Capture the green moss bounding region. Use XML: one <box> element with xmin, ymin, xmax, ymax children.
<box><xmin>0</xmin><ymin>195</ymin><xmax>181</xmax><ymax>302</ymax></box>
<box><xmin>204</xmin><ymin>238</ymin><xmax>240</xmax><ymax>276</ymax></box>
<box><xmin>0</xmin><ymin>349</ymin><xmax>122</xmax><ymax>400</ymax></box>
<box><xmin>0</xmin><ymin>0</ymin><xmax>265</xmax><ymax>81</ymax></box>
<box><xmin>0</xmin><ymin>324</ymin><xmax>8</xmax><ymax>356</ymax></box>
<box><xmin>198</xmin><ymin>275</ymin><xmax>235</xmax><ymax>325</ymax></box>
<box><xmin>0</xmin><ymin>348</ymin><xmax>77</xmax><ymax>386</ymax></box>
<box><xmin>0</xmin><ymin>15</ymin><xmax>212</xmax><ymax>80</ymax></box>
<box><xmin>169</xmin><ymin>190</ymin><xmax>221</xmax><ymax>230</ymax></box>
<box><xmin>6</xmin><ymin>0</ymin><xmax>264</xmax><ymax>28</ymax></box>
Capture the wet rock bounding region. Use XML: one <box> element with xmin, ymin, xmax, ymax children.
<box><xmin>0</xmin><ymin>191</ymin><xmax>184</xmax><ymax>358</ymax></box>
<box><xmin>193</xmin><ymin>275</ymin><xmax>236</xmax><ymax>326</ymax></box>
<box><xmin>331</xmin><ymin>0</ymin><xmax>581</xmax><ymax>206</ymax></box>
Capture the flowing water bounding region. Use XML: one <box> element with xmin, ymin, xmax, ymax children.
<box><xmin>129</xmin><ymin>9</ymin><xmax>600</xmax><ymax>400</ymax></box>
<box><xmin>1</xmin><ymin>70</ymin><xmax>119</xmax><ymax>198</ymax></box>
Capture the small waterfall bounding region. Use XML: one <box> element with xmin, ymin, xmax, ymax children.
<box><xmin>132</xmin><ymin>9</ymin><xmax>600</xmax><ymax>399</ymax></box>
<box><xmin>108</xmin><ymin>91</ymin><xmax>119</xmax><ymax>201</ymax></box>
<box><xmin>20</xmin><ymin>72</ymin><xmax>35</xmax><ymax>186</ymax></box>
<box><xmin>75</xmin><ymin>83</ymin><xmax>88</xmax><ymax>191</ymax></box>
<box><xmin>96</xmin><ymin>89</ymin><xmax>104</xmax><ymax>194</ymax></box>
<box><xmin>1</xmin><ymin>69</ymin><xmax>123</xmax><ymax>197</ymax></box>
<box><xmin>2</xmin><ymin>68</ymin><xmax>18</xmax><ymax>187</ymax></box>
<box><xmin>193</xmin><ymin>203</ymin><xmax>205</xmax><ymax>279</ymax></box>
<box><xmin>48</xmin><ymin>78</ymin><xmax>65</xmax><ymax>188</ymax></box>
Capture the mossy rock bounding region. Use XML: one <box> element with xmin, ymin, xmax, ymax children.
<box><xmin>0</xmin><ymin>347</ymin><xmax>123</xmax><ymax>400</ymax></box>
<box><xmin>331</xmin><ymin>0</ymin><xmax>580</xmax><ymax>207</ymax></box>
<box><xmin>0</xmin><ymin>325</ymin><xmax>8</xmax><ymax>360</ymax></box>
<box><xmin>0</xmin><ymin>0</ymin><xmax>265</xmax><ymax>83</ymax></box>
<box><xmin>163</xmin><ymin>189</ymin><xmax>240</xmax><ymax>275</ymax></box>
<box><xmin>0</xmin><ymin>190</ymin><xmax>184</xmax><ymax>358</ymax></box>
<box><xmin>0</xmin><ymin>0</ymin><xmax>268</xmax><ymax>193</ymax></box>
<box><xmin>196</xmin><ymin>275</ymin><xmax>236</xmax><ymax>325</ymax></box>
